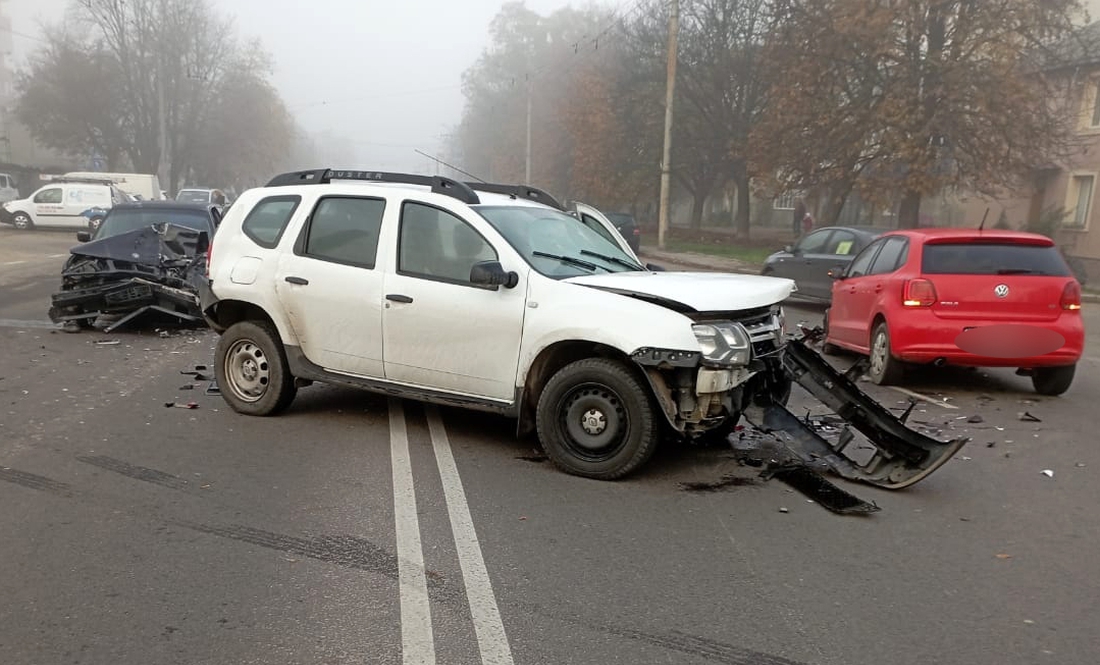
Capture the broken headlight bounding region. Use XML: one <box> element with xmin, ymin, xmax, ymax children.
<box><xmin>692</xmin><ymin>322</ymin><xmax>752</xmax><ymax>367</ymax></box>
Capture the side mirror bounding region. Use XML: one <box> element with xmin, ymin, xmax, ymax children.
<box><xmin>470</xmin><ymin>261</ymin><xmax>519</xmax><ymax>289</ymax></box>
<box><xmin>827</xmin><ymin>267</ymin><xmax>845</xmax><ymax>280</ymax></box>
<box><xmin>646</xmin><ymin>263</ymin><xmax>666</xmax><ymax>272</ymax></box>
<box><xmin>76</xmin><ymin>231</ymin><xmax>91</xmax><ymax>243</ymax></box>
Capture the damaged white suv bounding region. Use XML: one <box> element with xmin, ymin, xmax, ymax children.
<box><xmin>202</xmin><ymin>170</ymin><xmax>963</xmax><ymax>485</ymax></box>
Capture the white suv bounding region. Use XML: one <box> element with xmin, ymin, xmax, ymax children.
<box><xmin>201</xmin><ymin>169</ymin><xmax>960</xmax><ymax>483</ymax></box>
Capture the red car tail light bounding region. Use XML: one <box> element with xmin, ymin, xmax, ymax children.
<box><xmin>903</xmin><ymin>279</ymin><xmax>937</xmax><ymax>307</ymax></box>
<box><xmin>1061</xmin><ymin>281</ymin><xmax>1082</xmax><ymax>311</ymax></box>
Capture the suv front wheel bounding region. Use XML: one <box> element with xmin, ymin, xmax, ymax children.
<box><xmin>536</xmin><ymin>358</ymin><xmax>659</xmax><ymax>480</ymax></box>
<box><xmin>215</xmin><ymin>320</ymin><xmax>297</xmax><ymax>416</ymax></box>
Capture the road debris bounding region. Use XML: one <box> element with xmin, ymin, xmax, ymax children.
<box><xmin>1018</xmin><ymin>411</ymin><xmax>1042</xmax><ymax>423</ymax></box>
<box><xmin>778</xmin><ymin>507</ymin><xmax>789</xmax><ymax>513</ymax></box>
<box><xmin>967</xmin><ymin>414</ymin><xmax>984</xmax><ymax>424</ymax></box>
<box><xmin>164</xmin><ymin>401</ymin><xmax>199</xmax><ymax>409</ymax></box>
<box><xmin>1041</xmin><ymin>469</ymin><xmax>1055</xmax><ymax>478</ymax></box>
<box><xmin>995</xmin><ymin>553</ymin><xmax>1013</xmax><ymax>560</ymax></box>
<box><xmin>93</xmin><ymin>339</ymin><xmax>121</xmax><ymax>346</ymax></box>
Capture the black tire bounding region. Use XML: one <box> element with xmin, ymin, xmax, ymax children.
<box><xmin>215</xmin><ymin>320</ymin><xmax>297</xmax><ymax>416</ymax></box>
<box><xmin>867</xmin><ymin>321</ymin><xmax>904</xmax><ymax>385</ymax></box>
<box><xmin>821</xmin><ymin>308</ymin><xmax>841</xmax><ymax>355</ymax></box>
<box><xmin>1031</xmin><ymin>365</ymin><xmax>1075</xmax><ymax>396</ymax></box>
<box><xmin>535</xmin><ymin>358</ymin><xmax>659</xmax><ymax>480</ymax></box>
<box><xmin>12</xmin><ymin>213</ymin><xmax>32</xmax><ymax>230</ymax></box>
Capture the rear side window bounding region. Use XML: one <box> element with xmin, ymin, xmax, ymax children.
<box><xmin>869</xmin><ymin>237</ymin><xmax>908</xmax><ymax>275</ymax></box>
<box><xmin>921</xmin><ymin>242</ymin><xmax>1071</xmax><ymax>277</ymax></box>
<box><xmin>300</xmin><ymin>197</ymin><xmax>385</xmax><ymax>269</ymax></box>
<box><xmin>797</xmin><ymin>230</ymin><xmax>833</xmax><ymax>254</ymax></box>
<box><xmin>847</xmin><ymin>239</ymin><xmax>883</xmax><ymax>278</ymax></box>
<box><xmin>243</xmin><ymin>195</ymin><xmax>301</xmax><ymax>248</ymax></box>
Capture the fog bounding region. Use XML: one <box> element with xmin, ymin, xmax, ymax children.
<box><xmin>4</xmin><ymin>0</ymin><xmax>576</xmax><ymax>173</ymax></box>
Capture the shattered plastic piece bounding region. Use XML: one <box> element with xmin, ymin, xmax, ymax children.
<box><xmin>778</xmin><ymin>507</ymin><xmax>789</xmax><ymax>513</ymax></box>
<box><xmin>94</xmin><ymin>340</ymin><xmax>121</xmax><ymax>346</ymax></box>
<box><xmin>1041</xmin><ymin>469</ymin><xmax>1054</xmax><ymax>478</ymax></box>
<box><xmin>179</xmin><ymin>384</ymin><xmax>195</xmax><ymax>391</ymax></box>
<box><xmin>967</xmin><ymin>415</ymin><xmax>984</xmax><ymax>424</ymax></box>
<box><xmin>767</xmin><ymin>465</ymin><xmax>880</xmax><ymax>515</ymax></box>
<box><xmin>1018</xmin><ymin>411</ymin><xmax>1042</xmax><ymax>423</ymax></box>
<box><xmin>174</xmin><ymin>402</ymin><xmax>199</xmax><ymax>410</ymax></box>
<box><xmin>1076</xmin><ymin>462</ymin><xmax>1087</xmax><ymax>468</ymax></box>
<box><xmin>996</xmin><ymin>553</ymin><xmax>1013</xmax><ymax>560</ymax></box>
<box><xmin>986</xmin><ymin>442</ymin><xmax>996</xmax><ymax>448</ymax></box>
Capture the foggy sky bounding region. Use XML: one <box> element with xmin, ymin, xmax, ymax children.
<box><xmin>4</xmin><ymin>0</ymin><xmax>577</xmax><ymax>173</ymax></box>
<box><xmin>5</xmin><ymin>0</ymin><xmax>1100</xmax><ymax>175</ymax></box>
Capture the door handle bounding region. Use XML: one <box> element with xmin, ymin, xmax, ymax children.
<box><xmin>284</xmin><ymin>276</ymin><xmax>309</xmax><ymax>286</ymax></box>
<box><xmin>386</xmin><ymin>294</ymin><xmax>414</xmax><ymax>304</ymax></box>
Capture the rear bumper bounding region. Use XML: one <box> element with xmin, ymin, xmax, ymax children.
<box><xmin>890</xmin><ymin>312</ymin><xmax>1084</xmax><ymax>367</ymax></box>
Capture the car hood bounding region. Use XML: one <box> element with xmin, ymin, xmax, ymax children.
<box><xmin>70</xmin><ymin>223</ymin><xmax>209</xmax><ymax>265</ymax></box>
<box><xmin>565</xmin><ymin>271</ymin><xmax>795</xmax><ymax>312</ymax></box>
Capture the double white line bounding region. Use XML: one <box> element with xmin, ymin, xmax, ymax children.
<box><xmin>389</xmin><ymin>399</ymin><xmax>514</xmax><ymax>665</ymax></box>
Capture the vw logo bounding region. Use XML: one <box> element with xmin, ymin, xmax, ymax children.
<box><xmin>994</xmin><ymin>284</ymin><xmax>1010</xmax><ymax>298</ymax></box>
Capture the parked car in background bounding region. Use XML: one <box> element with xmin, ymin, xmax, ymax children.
<box><xmin>75</xmin><ymin>200</ymin><xmax>222</xmax><ymax>243</ymax></box>
<box><xmin>604</xmin><ymin>212</ymin><xmax>642</xmax><ymax>253</ymax></box>
<box><xmin>762</xmin><ymin>226</ymin><xmax>882</xmax><ymax>302</ymax></box>
<box><xmin>63</xmin><ymin>172</ymin><xmax>165</xmax><ymax>201</ymax></box>
<box><xmin>0</xmin><ymin>178</ymin><xmax>131</xmax><ymax>230</ymax></box>
<box><xmin>570</xmin><ymin>201</ymin><xmax>643</xmax><ymax>263</ymax></box>
<box><xmin>823</xmin><ymin>229</ymin><xmax>1084</xmax><ymax>395</ymax></box>
<box><xmin>177</xmin><ymin>188</ymin><xmax>228</xmax><ymax>207</ymax></box>
<box><xmin>0</xmin><ymin>173</ymin><xmax>19</xmax><ymax>204</ymax></box>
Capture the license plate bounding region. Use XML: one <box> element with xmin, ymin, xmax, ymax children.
<box><xmin>104</xmin><ymin>284</ymin><xmax>154</xmax><ymax>305</ymax></box>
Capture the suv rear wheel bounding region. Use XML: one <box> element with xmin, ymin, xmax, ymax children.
<box><xmin>536</xmin><ymin>358</ymin><xmax>659</xmax><ymax>480</ymax></box>
<box><xmin>1031</xmin><ymin>365</ymin><xmax>1075</xmax><ymax>396</ymax></box>
<box><xmin>215</xmin><ymin>320</ymin><xmax>297</xmax><ymax>416</ymax></box>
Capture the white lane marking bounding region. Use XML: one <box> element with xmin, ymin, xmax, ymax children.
<box><xmin>1086</xmin><ymin>356</ymin><xmax>1100</xmax><ymax>364</ymax></box>
<box><xmin>47</xmin><ymin>254</ymin><xmax>67</xmax><ymax>259</ymax></box>
<box><xmin>389</xmin><ymin>399</ymin><xmax>437</xmax><ymax>665</ymax></box>
<box><xmin>1</xmin><ymin>260</ymin><xmax>27</xmax><ymax>266</ymax></box>
<box><xmin>889</xmin><ymin>386</ymin><xmax>959</xmax><ymax>409</ymax></box>
<box><xmin>426</xmin><ymin>406</ymin><xmax>514</xmax><ymax>665</ymax></box>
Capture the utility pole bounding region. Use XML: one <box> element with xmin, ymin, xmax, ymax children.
<box><xmin>525</xmin><ymin>78</ymin><xmax>532</xmax><ymax>184</ymax></box>
<box><xmin>156</xmin><ymin>0</ymin><xmax>170</xmax><ymax>194</ymax></box>
<box><xmin>657</xmin><ymin>0</ymin><xmax>679</xmax><ymax>250</ymax></box>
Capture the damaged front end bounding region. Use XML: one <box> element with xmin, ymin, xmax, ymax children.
<box><xmin>48</xmin><ymin>224</ymin><xmax>209</xmax><ymax>333</ymax></box>
<box><xmin>634</xmin><ymin>315</ymin><xmax>966</xmax><ymax>506</ymax></box>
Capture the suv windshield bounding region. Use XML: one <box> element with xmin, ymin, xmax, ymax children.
<box><xmin>921</xmin><ymin>242</ymin><xmax>1071</xmax><ymax>277</ymax></box>
<box><xmin>94</xmin><ymin>207</ymin><xmax>211</xmax><ymax>240</ymax></box>
<box><xmin>476</xmin><ymin>205</ymin><xmax>644</xmax><ymax>278</ymax></box>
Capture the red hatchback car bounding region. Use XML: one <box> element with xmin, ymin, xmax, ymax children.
<box><xmin>823</xmin><ymin>229</ymin><xmax>1084</xmax><ymax>395</ymax></box>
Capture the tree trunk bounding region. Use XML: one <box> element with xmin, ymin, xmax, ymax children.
<box><xmin>690</xmin><ymin>187</ymin><xmax>708</xmax><ymax>229</ymax></box>
<box><xmin>733</xmin><ymin>167</ymin><xmax>751</xmax><ymax>239</ymax></box>
<box><xmin>898</xmin><ymin>190</ymin><xmax>922</xmax><ymax>229</ymax></box>
<box><xmin>821</xmin><ymin>181</ymin><xmax>853</xmax><ymax>227</ymax></box>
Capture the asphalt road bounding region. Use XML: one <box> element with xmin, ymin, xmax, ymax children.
<box><xmin>2</xmin><ymin>227</ymin><xmax>1099</xmax><ymax>665</ymax></box>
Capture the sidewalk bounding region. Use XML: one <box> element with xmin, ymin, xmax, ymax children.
<box><xmin>641</xmin><ymin>247</ymin><xmax>1100</xmax><ymax>304</ymax></box>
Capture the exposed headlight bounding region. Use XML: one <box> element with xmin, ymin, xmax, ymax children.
<box><xmin>692</xmin><ymin>322</ymin><xmax>752</xmax><ymax>366</ymax></box>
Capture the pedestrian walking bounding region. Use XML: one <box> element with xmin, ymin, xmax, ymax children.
<box><xmin>802</xmin><ymin>210</ymin><xmax>815</xmax><ymax>235</ymax></box>
<box><xmin>792</xmin><ymin>199</ymin><xmax>806</xmax><ymax>236</ymax></box>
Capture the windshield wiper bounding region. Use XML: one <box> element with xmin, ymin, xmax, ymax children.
<box><xmin>579</xmin><ymin>249</ymin><xmax>645</xmax><ymax>271</ymax></box>
<box><xmin>996</xmin><ymin>269</ymin><xmax>1045</xmax><ymax>275</ymax></box>
<box><xmin>533</xmin><ymin>251</ymin><xmax>602</xmax><ymax>271</ymax></box>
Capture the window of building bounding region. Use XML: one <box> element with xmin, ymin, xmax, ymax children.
<box><xmin>1066</xmin><ymin>174</ymin><xmax>1095</xmax><ymax>230</ymax></box>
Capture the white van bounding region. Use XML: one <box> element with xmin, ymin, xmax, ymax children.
<box><xmin>1</xmin><ymin>180</ymin><xmax>130</xmax><ymax>230</ymax></box>
<box><xmin>64</xmin><ymin>172</ymin><xmax>165</xmax><ymax>201</ymax></box>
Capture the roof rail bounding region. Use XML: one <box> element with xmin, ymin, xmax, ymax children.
<box><xmin>47</xmin><ymin>176</ymin><xmax>117</xmax><ymax>186</ymax></box>
<box><xmin>264</xmin><ymin>169</ymin><xmax>481</xmax><ymax>205</ymax></box>
<box><xmin>464</xmin><ymin>183</ymin><xmax>564</xmax><ymax>210</ymax></box>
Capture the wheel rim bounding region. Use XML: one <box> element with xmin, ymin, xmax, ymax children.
<box><xmin>223</xmin><ymin>338</ymin><xmax>270</xmax><ymax>403</ymax></box>
<box><xmin>557</xmin><ymin>382</ymin><xmax>629</xmax><ymax>462</ymax></box>
<box><xmin>870</xmin><ymin>329</ymin><xmax>888</xmax><ymax>377</ymax></box>
<box><xmin>13</xmin><ymin>215</ymin><xmax>29</xmax><ymax>229</ymax></box>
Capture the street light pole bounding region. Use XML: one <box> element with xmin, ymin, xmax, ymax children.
<box><xmin>525</xmin><ymin>78</ymin><xmax>532</xmax><ymax>184</ymax></box>
<box><xmin>657</xmin><ymin>0</ymin><xmax>679</xmax><ymax>250</ymax></box>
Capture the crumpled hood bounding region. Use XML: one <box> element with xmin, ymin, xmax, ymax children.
<box><xmin>70</xmin><ymin>223</ymin><xmax>208</xmax><ymax>265</ymax></box>
<box><xmin>565</xmin><ymin>271</ymin><xmax>795</xmax><ymax>312</ymax></box>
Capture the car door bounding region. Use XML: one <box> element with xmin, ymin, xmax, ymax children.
<box><xmin>830</xmin><ymin>238</ymin><xmax>886</xmax><ymax>347</ymax></box>
<box><xmin>274</xmin><ymin>196</ymin><xmax>387</xmax><ymax>378</ymax></box>
<box><xmin>382</xmin><ymin>200</ymin><xmax>528</xmax><ymax>401</ymax></box>
<box><xmin>31</xmin><ymin>186</ymin><xmax>65</xmax><ymax>227</ymax></box>
<box><xmin>805</xmin><ymin>229</ymin><xmax>860</xmax><ymax>299</ymax></box>
<box><xmin>572</xmin><ymin>201</ymin><xmax>641</xmax><ymax>263</ymax></box>
<box><xmin>785</xmin><ymin>229</ymin><xmax>834</xmax><ymax>298</ymax></box>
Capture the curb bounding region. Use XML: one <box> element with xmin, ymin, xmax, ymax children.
<box><xmin>640</xmin><ymin>252</ymin><xmax>761</xmax><ymax>276</ymax></box>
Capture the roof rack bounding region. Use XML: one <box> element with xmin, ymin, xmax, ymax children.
<box><xmin>465</xmin><ymin>183</ymin><xmax>564</xmax><ymax>210</ymax></box>
<box><xmin>47</xmin><ymin>176</ymin><xmax>118</xmax><ymax>186</ymax></box>
<box><xmin>264</xmin><ymin>169</ymin><xmax>481</xmax><ymax>205</ymax></box>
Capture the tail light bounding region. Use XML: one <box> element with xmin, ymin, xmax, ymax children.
<box><xmin>633</xmin><ymin>228</ymin><xmax>641</xmax><ymax>236</ymax></box>
<box><xmin>1061</xmin><ymin>281</ymin><xmax>1082</xmax><ymax>311</ymax></box>
<box><xmin>903</xmin><ymin>278</ymin><xmax>937</xmax><ymax>307</ymax></box>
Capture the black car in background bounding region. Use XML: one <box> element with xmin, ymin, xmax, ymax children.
<box><xmin>761</xmin><ymin>226</ymin><xmax>882</xmax><ymax>302</ymax></box>
<box><xmin>605</xmin><ymin>212</ymin><xmax>641</xmax><ymax>253</ymax></box>
<box><xmin>76</xmin><ymin>201</ymin><xmax>222</xmax><ymax>243</ymax></box>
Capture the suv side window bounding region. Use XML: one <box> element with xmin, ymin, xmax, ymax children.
<box><xmin>299</xmin><ymin>197</ymin><xmax>385</xmax><ymax>269</ymax></box>
<box><xmin>796</xmin><ymin>229</ymin><xmax>833</xmax><ymax>254</ymax></box>
<box><xmin>847</xmin><ymin>239</ymin><xmax>884</xmax><ymax>278</ymax></box>
<box><xmin>869</xmin><ymin>237</ymin><xmax>909</xmax><ymax>275</ymax></box>
<box><xmin>34</xmin><ymin>188</ymin><xmax>63</xmax><ymax>204</ymax></box>
<box><xmin>242</xmin><ymin>195</ymin><xmax>301</xmax><ymax>248</ymax></box>
<box><xmin>399</xmin><ymin>202</ymin><xmax>497</xmax><ymax>285</ymax></box>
